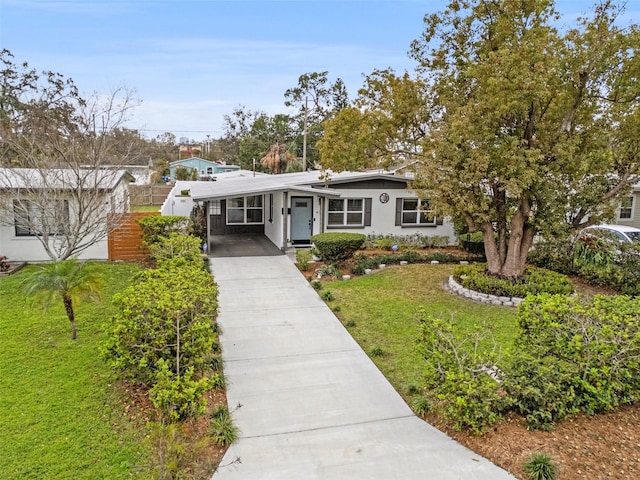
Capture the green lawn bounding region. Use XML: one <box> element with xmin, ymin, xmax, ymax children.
<box><xmin>324</xmin><ymin>263</ymin><xmax>519</xmax><ymax>399</ymax></box>
<box><xmin>0</xmin><ymin>262</ymin><xmax>152</xmax><ymax>479</ymax></box>
<box><xmin>131</xmin><ymin>204</ymin><xmax>161</xmax><ymax>213</ymax></box>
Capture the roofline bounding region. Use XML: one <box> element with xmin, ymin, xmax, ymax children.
<box><xmin>308</xmin><ymin>173</ymin><xmax>411</xmax><ymax>187</ymax></box>
<box><xmin>192</xmin><ymin>185</ymin><xmax>342</xmax><ymax>201</ymax></box>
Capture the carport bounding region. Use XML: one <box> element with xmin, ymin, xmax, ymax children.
<box><xmin>207</xmin><ymin>234</ymin><xmax>284</xmax><ymax>257</ymax></box>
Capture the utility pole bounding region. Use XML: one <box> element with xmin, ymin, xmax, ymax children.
<box><xmin>302</xmin><ymin>96</ymin><xmax>308</xmax><ymax>172</ymax></box>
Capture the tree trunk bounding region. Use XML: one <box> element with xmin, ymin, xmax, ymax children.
<box><xmin>483</xmin><ymin>198</ymin><xmax>536</xmax><ymax>278</ymax></box>
<box><xmin>63</xmin><ymin>294</ymin><xmax>77</xmax><ymax>340</ymax></box>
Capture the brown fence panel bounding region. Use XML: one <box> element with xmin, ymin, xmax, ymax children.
<box><xmin>129</xmin><ymin>185</ymin><xmax>173</xmax><ymax>206</ymax></box>
<box><xmin>108</xmin><ymin>212</ymin><xmax>158</xmax><ymax>261</ymax></box>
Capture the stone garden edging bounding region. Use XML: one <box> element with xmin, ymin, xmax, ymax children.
<box><xmin>446</xmin><ymin>275</ymin><xmax>524</xmax><ymax>308</ymax></box>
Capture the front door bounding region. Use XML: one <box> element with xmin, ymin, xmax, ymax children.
<box><xmin>209</xmin><ymin>200</ymin><xmax>225</xmax><ymax>235</ymax></box>
<box><xmin>290</xmin><ymin>196</ymin><xmax>313</xmax><ymax>245</ymax></box>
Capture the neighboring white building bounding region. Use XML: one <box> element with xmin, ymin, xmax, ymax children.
<box><xmin>175</xmin><ymin>170</ymin><xmax>456</xmax><ymax>251</ymax></box>
<box><xmin>0</xmin><ymin>167</ymin><xmax>132</xmax><ymax>262</ymax></box>
<box><xmin>160</xmin><ymin>170</ymin><xmax>269</xmax><ymax>217</ymax></box>
<box><xmin>616</xmin><ymin>182</ymin><xmax>640</xmax><ymax>229</ymax></box>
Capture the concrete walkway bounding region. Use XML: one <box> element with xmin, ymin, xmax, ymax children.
<box><xmin>210</xmin><ymin>256</ymin><xmax>514</xmax><ymax>479</ymax></box>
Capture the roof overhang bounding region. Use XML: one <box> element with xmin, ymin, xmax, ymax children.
<box><xmin>192</xmin><ymin>185</ymin><xmax>342</xmax><ymax>201</ymax></box>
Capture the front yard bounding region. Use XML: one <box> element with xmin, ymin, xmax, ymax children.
<box><xmin>0</xmin><ymin>263</ymin><xmax>151</xmax><ymax>479</ymax></box>
<box><xmin>320</xmin><ymin>263</ymin><xmax>640</xmax><ymax>480</ymax></box>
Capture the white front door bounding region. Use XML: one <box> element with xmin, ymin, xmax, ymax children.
<box><xmin>290</xmin><ymin>196</ymin><xmax>313</xmax><ymax>244</ymax></box>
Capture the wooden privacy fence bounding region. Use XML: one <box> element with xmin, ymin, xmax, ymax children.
<box><xmin>129</xmin><ymin>184</ymin><xmax>173</xmax><ymax>206</ymax></box>
<box><xmin>108</xmin><ymin>212</ymin><xmax>158</xmax><ymax>261</ymax></box>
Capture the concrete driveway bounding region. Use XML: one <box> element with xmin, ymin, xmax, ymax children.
<box><xmin>208</xmin><ymin>234</ymin><xmax>284</xmax><ymax>257</ymax></box>
<box><xmin>209</xmin><ymin>255</ymin><xmax>514</xmax><ymax>479</ymax></box>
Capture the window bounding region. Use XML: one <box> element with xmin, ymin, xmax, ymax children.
<box><xmin>227</xmin><ymin>195</ymin><xmax>263</xmax><ymax>224</ymax></box>
<box><xmin>210</xmin><ymin>200</ymin><xmax>221</xmax><ymax>215</ymax></box>
<box><xmin>398</xmin><ymin>198</ymin><xmax>436</xmax><ymax>226</ymax></box>
<box><xmin>206</xmin><ymin>167</ymin><xmax>213</xmax><ymax>175</ymax></box>
<box><xmin>328</xmin><ymin>198</ymin><xmax>365</xmax><ymax>226</ymax></box>
<box><xmin>13</xmin><ymin>200</ymin><xmax>69</xmax><ymax>236</ymax></box>
<box><xmin>619</xmin><ymin>196</ymin><xmax>634</xmax><ymax>220</ymax></box>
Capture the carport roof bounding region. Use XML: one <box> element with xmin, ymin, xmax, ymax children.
<box><xmin>190</xmin><ymin>170</ymin><xmax>409</xmax><ymax>201</ymax></box>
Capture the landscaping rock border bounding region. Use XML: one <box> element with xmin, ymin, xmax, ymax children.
<box><xmin>446</xmin><ymin>275</ymin><xmax>524</xmax><ymax>307</ymax></box>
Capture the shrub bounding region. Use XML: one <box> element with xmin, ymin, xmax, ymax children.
<box><xmin>310</xmin><ymin>232</ymin><xmax>366</xmax><ymax>263</ymax></box>
<box><xmin>523</xmin><ymin>452</ymin><xmax>558</xmax><ymax>480</ymax></box>
<box><xmin>103</xmin><ymin>264</ymin><xmax>219</xmax><ymax>386</ymax></box>
<box><xmin>505</xmin><ymin>294</ymin><xmax>640</xmax><ymax>429</ymax></box>
<box><xmin>149</xmin><ymin>361</ymin><xmax>215</xmax><ymax>422</ymax></box>
<box><xmin>320</xmin><ymin>290</ymin><xmax>334</xmax><ymax>301</ymax></box>
<box><xmin>459</xmin><ymin>231</ymin><xmax>486</xmax><ymax>256</ymax></box>
<box><xmin>148</xmin><ymin>232</ymin><xmax>204</xmax><ymax>269</ymax></box>
<box><xmin>314</xmin><ymin>264</ymin><xmax>340</xmax><ymax>279</ymax></box>
<box><xmin>410</xmin><ymin>396</ymin><xmax>432</xmax><ymax>416</ymax></box>
<box><xmin>137</xmin><ymin>215</ymin><xmax>191</xmax><ymax>246</ymax></box>
<box><xmin>416</xmin><ymin>311</ymin><xmax>505</xmax><ymax>434</ymax></box>
<box><xmin>350</xmin><ymin>254</ymin><xmax>378</xmax><ymax>275</ymax></box>
<box><xmin>527</xmin><ymin>239</ymin><xmax>576</xmax><ymax>275</ymax></box>
<box><xmin>296</xmin><ymin>249</ymin><xmax>313</xmax><ymax>271</ymax></box>
<box><xmin>453</xmin><ymin>263</ymin><xmax>573</xmax><ymax>297</ymax></box>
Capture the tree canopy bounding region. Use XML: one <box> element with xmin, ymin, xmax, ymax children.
<box><xmin>319</xmin><ymin>0</ymin><xmax>640</xmax><ymax>277</ymax></box>
<box><xmin>0</xmin><ymin>49</ymin><xmax>142</xmax><ymax>259</ymax></box>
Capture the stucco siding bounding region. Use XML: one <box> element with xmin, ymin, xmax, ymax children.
<box><xmin>320</xmin><ymin>186</ymin><xmax>456</xmax><ymax>244</ymax></box>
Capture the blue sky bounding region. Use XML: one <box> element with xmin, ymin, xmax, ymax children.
<box><xmin>1</xmin><ymin>0</ymin><xmax>637</xmax><ymax>141</ymax></box>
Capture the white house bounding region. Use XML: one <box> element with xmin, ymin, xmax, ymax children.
<box><xmin>180</xmin><ymin>170</ymin><xmax>456</xmax><ymax>251</ymax></box>
<box><xmin>160</xmin><ymin>170</ymin><xmax>269</xmax><ymax>217</ymax></box>
<box><xmin>0</xmin><ymin>167</ymin><xmax>132</xmax><ymax>262</ymax></box>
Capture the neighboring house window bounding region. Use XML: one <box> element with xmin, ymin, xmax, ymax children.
<box><xmin>206</xmin><ymin>167</ymin><xmax>213</xmax><ymax>175</ymax></box>
<box><xmin>619</xmin><ymin>196</ymin><xmax>634</xmax><ymax>220</ymax></box>
<box><xmin>227</xmin><ymin>195</ymin><xmax>263</xmax><ymax>224</ymax></box>
<box><xmin>327</xmin><ymin>198</ymin><xmax>372</xmax><ymax>227</ymax></box>
<box><xmin>396</xmin><ymin>198</ymin><xmax>437</xmax><ymax>226</ymax></box>
<box><xmin>13</xmin><ymin>200</ymin><xmax>69</xmax><ymax>236</ymax></box>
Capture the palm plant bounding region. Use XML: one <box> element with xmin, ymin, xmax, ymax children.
<box><xmin>22</xmin><ymin>259</ymin><xmax>103</xmax><ymax>339</ymax></box>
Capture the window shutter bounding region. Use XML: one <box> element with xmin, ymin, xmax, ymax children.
<box><xmin>364</xmin><ymin>198</ymin><xmax>372</xmax><ymax>226</ymax></box>
<box><xmin>395</xmin><ymin>198</ymin><xmax>402</xmax><ymax>226</ymax></box>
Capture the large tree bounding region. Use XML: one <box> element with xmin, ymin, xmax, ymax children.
<box><xmin>285</xmin><ymin>71</ymin><xmax>349</xmax><ymax>169</ymax></box>
<box><xmin>0</xmin><ymin>49</ymin><xmax>142</xmax><ymax>259</ymax></box>
<box><xmin>320</xmin><ymin>0</ymin><xmax>640</xmax><ymax>278</ymax></box>
<box><xmin>220</xmin><ymin>106</ymin><xmax>298</xmax><ymax>172</ymax></box>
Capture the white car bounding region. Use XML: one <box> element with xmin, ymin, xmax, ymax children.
<box><xmin>582</xmin><ymin>224</ymin><xmax>640</xmax><ymax>244</ymax></box>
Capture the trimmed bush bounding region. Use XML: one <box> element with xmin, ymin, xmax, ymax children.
<box><xmin>137</xmin><ymin>215</ymin><xmax>191</xmax><ymax>246</ymax></box>
<box><xmin>103</xmin><ymin>264</ymin><xmax>218</xmax><ymax>387</ymax></box>
<box><xmin>148</xmin><ymin>232</ymin><xmax>204</xmax><ymax>269</ymax></box>
<box><xmin>459</xmin><ymin>231</ymin><xmax>486</xmax><ymax>256</ymax></box>
<box><xmin>453</xmin><ymin>263</ymin><xmax>573</xmax><ymax>297</ymax></box>
<box><xmin>505</xmin><ymin>294</ymin><xmax>640</xmax><ymax>429</ymax></box>
<box><xmin>149</xmin><ymin>361</ymin><xmax>215</xmax><ymax>421</ymax></box>
<box><xmin>310</xmin><ymin>232</ymin><xmax>366</xmax><ymax>263</ymax></box>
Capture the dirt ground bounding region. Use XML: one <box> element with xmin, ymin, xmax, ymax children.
<box><xmin>429</xmin><ymin>405</ymin><xmax>640</xmax><ymax>480</ymax></box>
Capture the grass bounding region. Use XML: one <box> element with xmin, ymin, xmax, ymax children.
<box><xmin>0</xmin><ymin>262</ymin><xmax>152</xmax><ymax>479</ymax></box>
<box><xmin>327</xmin><ymin>264</ymin><xmax>518</xmax><ymax>398</ymax></box>
<box><xmin>131</xmin><ymin>204</ymin><xmax>161</xmax><ymax>213</ymax></box>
